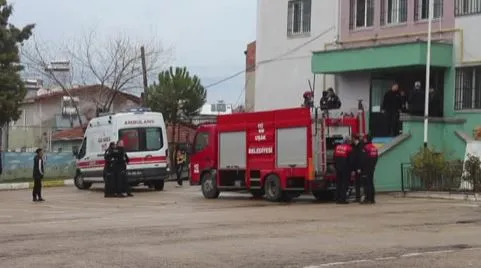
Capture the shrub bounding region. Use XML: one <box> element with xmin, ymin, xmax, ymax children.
<box><xmin>462</xmin><ymin>154</ymin><xmax>481</xmax><ymax>191</ymax></box>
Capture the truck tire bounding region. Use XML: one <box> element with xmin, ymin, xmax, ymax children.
<box><xmin>313</xmin><ymin>190</ymin><xmax>334</xmax><ymax>202</ymax></box>
<box><xmin>153</xmin><ymin>180</ymin><xmax>165</xmax><ymax>191</ymax></box>
<box><xmin>250</xmin><ymin>190</ymin><xmax>265</xmax><ymax>198</ymax></box>
<box><xmin>264</xmin><ymin>175</ymin><xmax>283</xmax><ymax>202</ymax></box>
<box><xmin>74</xmin><ymin>173</ymin><xmax>92</xmax><ymax>190</ymax></box>
<box><xmin>201</xmin><ymin>172</ymin><xmax>220</xmax><ymax>199</ymax></box>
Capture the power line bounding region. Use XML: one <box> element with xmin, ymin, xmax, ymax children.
<box><xmin>204</xmin><ymin>25</ymin><xmax>335</xmax><ymax>90</ymax></box>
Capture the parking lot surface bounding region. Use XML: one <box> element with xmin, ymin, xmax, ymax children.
<box><xmin>0</xmin><ymin>183</ymin><xmax>480</xmax><ymax>268</ymax></box>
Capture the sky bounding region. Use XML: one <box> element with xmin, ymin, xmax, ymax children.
<box><xmin>10</xmin><ymin>0</ymin><xmax>257</xmax><ymax>105</ymax></box>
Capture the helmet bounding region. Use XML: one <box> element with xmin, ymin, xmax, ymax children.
<box><xmin>303</xmin><ymin>91</ymin><xmax>313</xmax><ymax>99</ymax></box>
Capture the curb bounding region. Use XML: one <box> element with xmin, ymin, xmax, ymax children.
<box><xmin>0</xmin><ymin>179</ymin><xmax>73</xmax><ymax>191</ymax></box>
<box><xmin>392</xmin><ymin>192</ymin><xmax>480</xmax><ymax>202</ymax></box>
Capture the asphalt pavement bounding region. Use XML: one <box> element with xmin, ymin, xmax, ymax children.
<box><xmin>0</xmin><ymin>183</ymin><xmax>480</xmax><ymax>268</ymax></box>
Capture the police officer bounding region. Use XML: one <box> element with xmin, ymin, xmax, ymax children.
<box><xmin>350</xmin><ymin>134</ymin><xmax>364</xmax><ymax>202</ymax></box>
<box><xmin>334</xmin><ymin>136</ymin><xmax>353</xmax><ymax>204</ymax></box>
<box><xmin>362</xmin><ymin>134</ymin><xmax>378</xmax><ymax>204</ymax></box>
<box><xmin>116</xmin><ymin>140</ymin><xmax>132</xmax><ymax>197</ymax></box>
<box><xmin>103</xmin><ymin>142</ymin><xmax>116</xmax><ymax>198</ymax></box>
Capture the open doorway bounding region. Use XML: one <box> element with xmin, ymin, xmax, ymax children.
<box><xmin>369</xmin><ymin>67</ymin><xmax>445</xmax><ymax>137</ymax></box>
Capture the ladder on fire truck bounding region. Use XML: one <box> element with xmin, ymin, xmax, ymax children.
<box><xmin>314</xmin><ymin>100</ymin><xmax>366</xmax><ymax>176</ymax></box>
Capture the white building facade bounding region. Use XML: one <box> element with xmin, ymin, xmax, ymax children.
<box><xmin>255</xmin><ymin>0</ymin><xmax>342</xmax><ymax>111</ymax></box>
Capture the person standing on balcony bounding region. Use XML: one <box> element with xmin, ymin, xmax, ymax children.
<box><xmin>381</xmin><ymin>83</ymin><xmax>402</xmax><ymax>137</ymax></box>
<box><xmin>428</xmin><ymin>87</ymin><xmax>442</xmax><ymax>117</ymax></box>
<box><xmin>408</xmin><ymin>81</ymin><xmax>425</xmax><ymax>116</ymax></box>
<box><xmin>32</xmin><ymin>148</ymin><xmax>45</xmax><ymax>202</ymax></box>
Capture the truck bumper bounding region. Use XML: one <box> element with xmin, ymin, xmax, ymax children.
<box><xmin>126</xmin><ymin>167</ymin><xmax>169</xmax><ymax>182</ymax></box>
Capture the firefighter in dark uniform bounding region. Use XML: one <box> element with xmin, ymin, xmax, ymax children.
<box><xmin>334</xmin><ymin>136</ymin><xmax>353</xmax><ymax>204</ymax></box>
<box><xmin>103</xmin><ymin>142</ymin><xmax>116</xmax><ymax>198</ymax></box>
<box><xmin>117</xmin><ymin>140</ymin><xmax>132</xmax><ymax>197</ymax></box>
<box><xmin>362</xmin><ymin>134</ymin><xmax>378</xmax><ymax>204</ymax></box>
<box><xmin>350</xmin><ymin>134</ymin><xmax>364</xmax><ymax>202</ymax></box>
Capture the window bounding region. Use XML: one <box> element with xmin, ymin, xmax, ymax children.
<box><xmin>216</xmin><ymin>103</ymin><xmax>226</xmax><ymax>112</ymax></box>
<box><xmin>415</xmin><ymin>0</ymin><xmax>443</xmax><ymax>20</ymax></box>
<box><xmin>211</xmin><ymin>104</ymin><xmax>217</xmax><ymax>112</ymax></box>
<box><xmin>194</xmin><ymin>132</ymin><xmax>209</xmax><ymax>153</ymax></box>
<box><xmin>455</xmin><ymin>0</ymin><xmax>481</xmax><ymax>16</ymax></box>
<box><xmin>77</xmin><ymin>138</ymin><xmax>86</xmax><ymax>159</ymax></box>
<box><xmin>381</xmin><ymin>0</ymin><xmax>408</xmax><ymax>25</ymax></box>
<box><xmin>287</xmin><ymin>0</ymin><xmax>311</xmax><ymax>36</ymax></box>
<box><xmin>349</xmin><ymin>0</ymin><xmax>375</xmax><ymax>29</ymax></box>
<box><xmin>454</xmin><ymin>66</ymin><xmax>481</xmax><ymax>110</ymax></box>
<box><xmin>118</xmin><ymin>127</ymin><xmax>163</xmax><ymax>152</ymax></box>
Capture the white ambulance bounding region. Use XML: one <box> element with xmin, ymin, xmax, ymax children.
<box><xmin>73</xmin><ymin>108</ymin><xmax>170</xmax><ymax>191</ymax></box>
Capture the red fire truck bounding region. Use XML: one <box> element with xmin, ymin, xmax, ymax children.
<box><xmin>189</xmin><ymin>104</ymin><xmax>366</xmax><ymax>202</ymax></box>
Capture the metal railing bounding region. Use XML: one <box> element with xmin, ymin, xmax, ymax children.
<box><xmin>401</xmin><ymin>162</ymin><xmax>480</xmax><ymax>194</ymax></box>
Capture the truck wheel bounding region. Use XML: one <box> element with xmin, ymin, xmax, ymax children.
<box><xmin>250</xmin><ymin>190</ymin><xmax>265</xmax><ymax>198</ymax></box>
<box><xmin>201</xmin><ymin>172</ymin><xmax>220</xmax><ymax>199</ymax></box>
<box><xmin>153</xmin><ymin>180</ymin><xmax>165</xmax><ymax>191</ymax></box>
<box><xmin>313</xmin><ymin>190</ymin><xmax>334</xmax><ymax>202</ymax></box>
<box><xmin>74</xmin><ymin>173</ymin><xmax>92</xmax><ymax>190</ymax></box>
<box><xmin>264</xmin><ymin>175</ymin><xmax>283</xmax><ymax>202</ymax></box>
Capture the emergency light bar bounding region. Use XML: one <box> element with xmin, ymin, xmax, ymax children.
<box><xmin>126</xmin><ymin>107</ymin><xmax>152</xmax><ymax>113</ymax></box>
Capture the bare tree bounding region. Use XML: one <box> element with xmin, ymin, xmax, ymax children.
<box><xmin>21</xmin><ymin>29</ymin><xmax>171</xmax><ymax>126</ymax></box>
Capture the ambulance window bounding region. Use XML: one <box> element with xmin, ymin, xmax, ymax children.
<box><xmin>194</xmin><ymin>132</ymin><xmax>209</xmax><ymax>152</ymax></box>
<box><xmin>119</xmin><ymin>127</ymin><xmax>163</xmax><ymax>152</ymax></box>
<box><xmin>78</xmin><ymin>138</ymin><xmax>86</xmax><ymax>159</ymax></box>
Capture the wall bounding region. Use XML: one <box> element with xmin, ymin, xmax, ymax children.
<box><xmin>339</xmin><ymin>0</ymin><xmax>455</xmax><ymax>48</ymax></box>
<box><xmin>336</xmin><ymin>72</ymin><xmax>371</xmax><ymax>115</ymax></box>
<box><xmin>245</xmin><ymin>71</ymin><xmax>256</xmax><ymax>111</ymax></box>
<box><xmin>255</xmin><ymin>0</ymin><xmax>338</xmax><ymax>111</ymax></box>
<box><xmin>455</xmin><ymin>14</ymin><xmax>481</xmax><ymax>63</ymax></box>
<box><xmin>0</xmin><ymin>152</ymin><xmax>75</xmax><ymax>182</ymax></box>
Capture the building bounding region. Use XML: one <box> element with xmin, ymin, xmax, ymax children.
<box><xmin>244</xmin><ymin>41</ymin><xmax>256</xmax><ymax>111</ymax></box>
<box><xmin>255</xmin><ymin>0</ymin><xmax>338</xmax><ymax>111</ymax></box>
<box><xmin>4</xmin><ymin>84</ymin><xmax>141</xmax><ymax>152</ymax></box>
<box><xmin>190</xmin><ymin>101</ymin><xmax>234</xmax><ymax>125</ymax></box>
<box><xmin>256</xmin><ymin>0</ymin><xmax>481</xmax><ymax>191</ymax></box>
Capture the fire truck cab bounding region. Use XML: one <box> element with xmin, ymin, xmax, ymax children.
<box><xmin>189</xmin><ymin>104</ymin><xmax>365</xmax><ymax>202</ymax></box>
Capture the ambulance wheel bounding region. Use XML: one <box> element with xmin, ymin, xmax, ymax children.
<box><xmin>74</xmin><ymin>173</ymin><xmax>92</xmax><ymax>190</ymax></box>
<box><xmin>313</xmin><ymin>190</ymin><xmax>334</xmax><ymax>202</ymax></box>
<box><xmin>153</xmin><ymin>180</ymin><xmax>165</xmax><ymax>191</ymax></box>
<box><xmin>201</xmin><ymin>172</ymin><xmax>220</xmax><ymax>199</ymax></box>
<box><xmin>264</xmin><ymin>175</ymin><xmax>283</xmax><ymax>202</ymax></box>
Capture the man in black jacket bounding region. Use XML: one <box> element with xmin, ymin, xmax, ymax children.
<box><xmin>350</xmin><ymin>134</ymin><xmax>364</xmax><ymax>202</ymax></box>
<box><xmin>428</xmin><ymin>87</ymin><xmax>442</xmax><ymax>117</ymax></box>
<box><xmin>32</xmin><ymin>148</ymin><xmax>45</xmax><ymax>202</ymax></box>
<box><xmin>408</xmin><ymin>81</ymin><xmax>425</xmax><ymax>116</ymax></box>
<box><xmin>116</xmin><ymin>140</ymin><xmax>132</xmax><ymax>197</ymax></box>
<box><xmin>104</xmin><ymin>142</ymin><xmax>116</xmax><ymax>198</ymax></box>
<box><xmin>381</xmin><ymin>83</ymin><xmax>402</xmax><ymax>137</ymax></box>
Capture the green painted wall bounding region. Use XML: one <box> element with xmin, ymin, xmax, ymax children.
<box><xmin>312</xmin><ymin>43</ymin><xmax>453</xmax><ymax>74</ymax></box>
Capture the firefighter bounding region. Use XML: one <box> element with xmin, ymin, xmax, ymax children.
<box><xmin>350</xmin><ymin>134</ymin><xmax>364</xmax><ymax>202</ymax></box>
<box><xmin>103</xmin><ymin>142</ymin><xmax>116</xmax><ymax>198</ymax></box>
<box><xmin>334</xmin><ymin>136</ymin><xmax>353</xmax><ymax>204</ymax></box>
<box><xmin>362</xmin><ymin>134</ymin><xmax>378</xmax><ymax>204</ymax></box>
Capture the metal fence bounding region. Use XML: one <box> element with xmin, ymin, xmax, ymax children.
<box><xmin>401</xmin><ymin>162</ymin><xmax>480</xmax><ymax>194</ymax></box>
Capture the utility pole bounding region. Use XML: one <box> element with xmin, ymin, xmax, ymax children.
<box><xmin>423</xmin><ymin>0</ymin><xmax>434</xmax><ymax>148</ymax></box>
<box><xmin>140</xmin><ymin>46</ymin><xmax>148</xmax><ymax>106</ymax></box>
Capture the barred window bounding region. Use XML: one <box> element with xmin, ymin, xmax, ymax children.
<box><xmin>454</xmin><ymin>66</ymin><xmax>481</xmax><ymax>110</ymax></box>
<box><xmin>287</xmin><ymin>0</ymin><xmax>311</xmax><ymax>36</ymax></box>
<box><xmin>349</xmin><ymin>0</ymin><xmax>375</xmax><ymax>30</ymax></box>
<box><xmin>455</xmin><ymin>0</ymin><xmax>481</xmax><ymax>16</ymax></box>
<box><xmin>414</xmin><ymin>0</ymin><xmax>443</xmax><ymax>20</ymax></box>
<box><xmin>381</xmin><ymin>0</ymin><xmax>408</xmax><ymax>25</ymax></box>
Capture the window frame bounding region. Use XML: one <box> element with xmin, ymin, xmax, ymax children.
<box><xmin>350</xmin><ymin>0</ymin><xmax>375</xmax><ymax>29</ymax></box>
<box><xmin>287</xmin><ymin>0</ymin><xmax>311</xmax><ymax>36</ymax></box>
<box><xmin>77</xmin><ymin>137</ymin><xmax>86</xmax><ymax>159</ymax></box>
<box><xmin>454</xmin><ymin>66</ymin><xmax>481</xmax><ymax>110</ymax></box>
<box><xmin>382</xmin><ymin>0</ymin><xmax>408</xmax><ymax>25</ymax></box>
<box><xmin>455</xmin><ymin>0</ymin><xmax>481</xmax><ymax>16</ymax></box>
<box><xmin>118</xmin><ymin>127</ymin><xmax>164</xmax><ymax>152</ymax></box>
<box><xmin>193</xmin><ymin>132</ymin><xmax>210</xmax><ymax>153</ymax></box>
<box><xmin>414</xmin><ymin>0</ymin><xmax>443</xmax><ymax>21</ymax></box>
